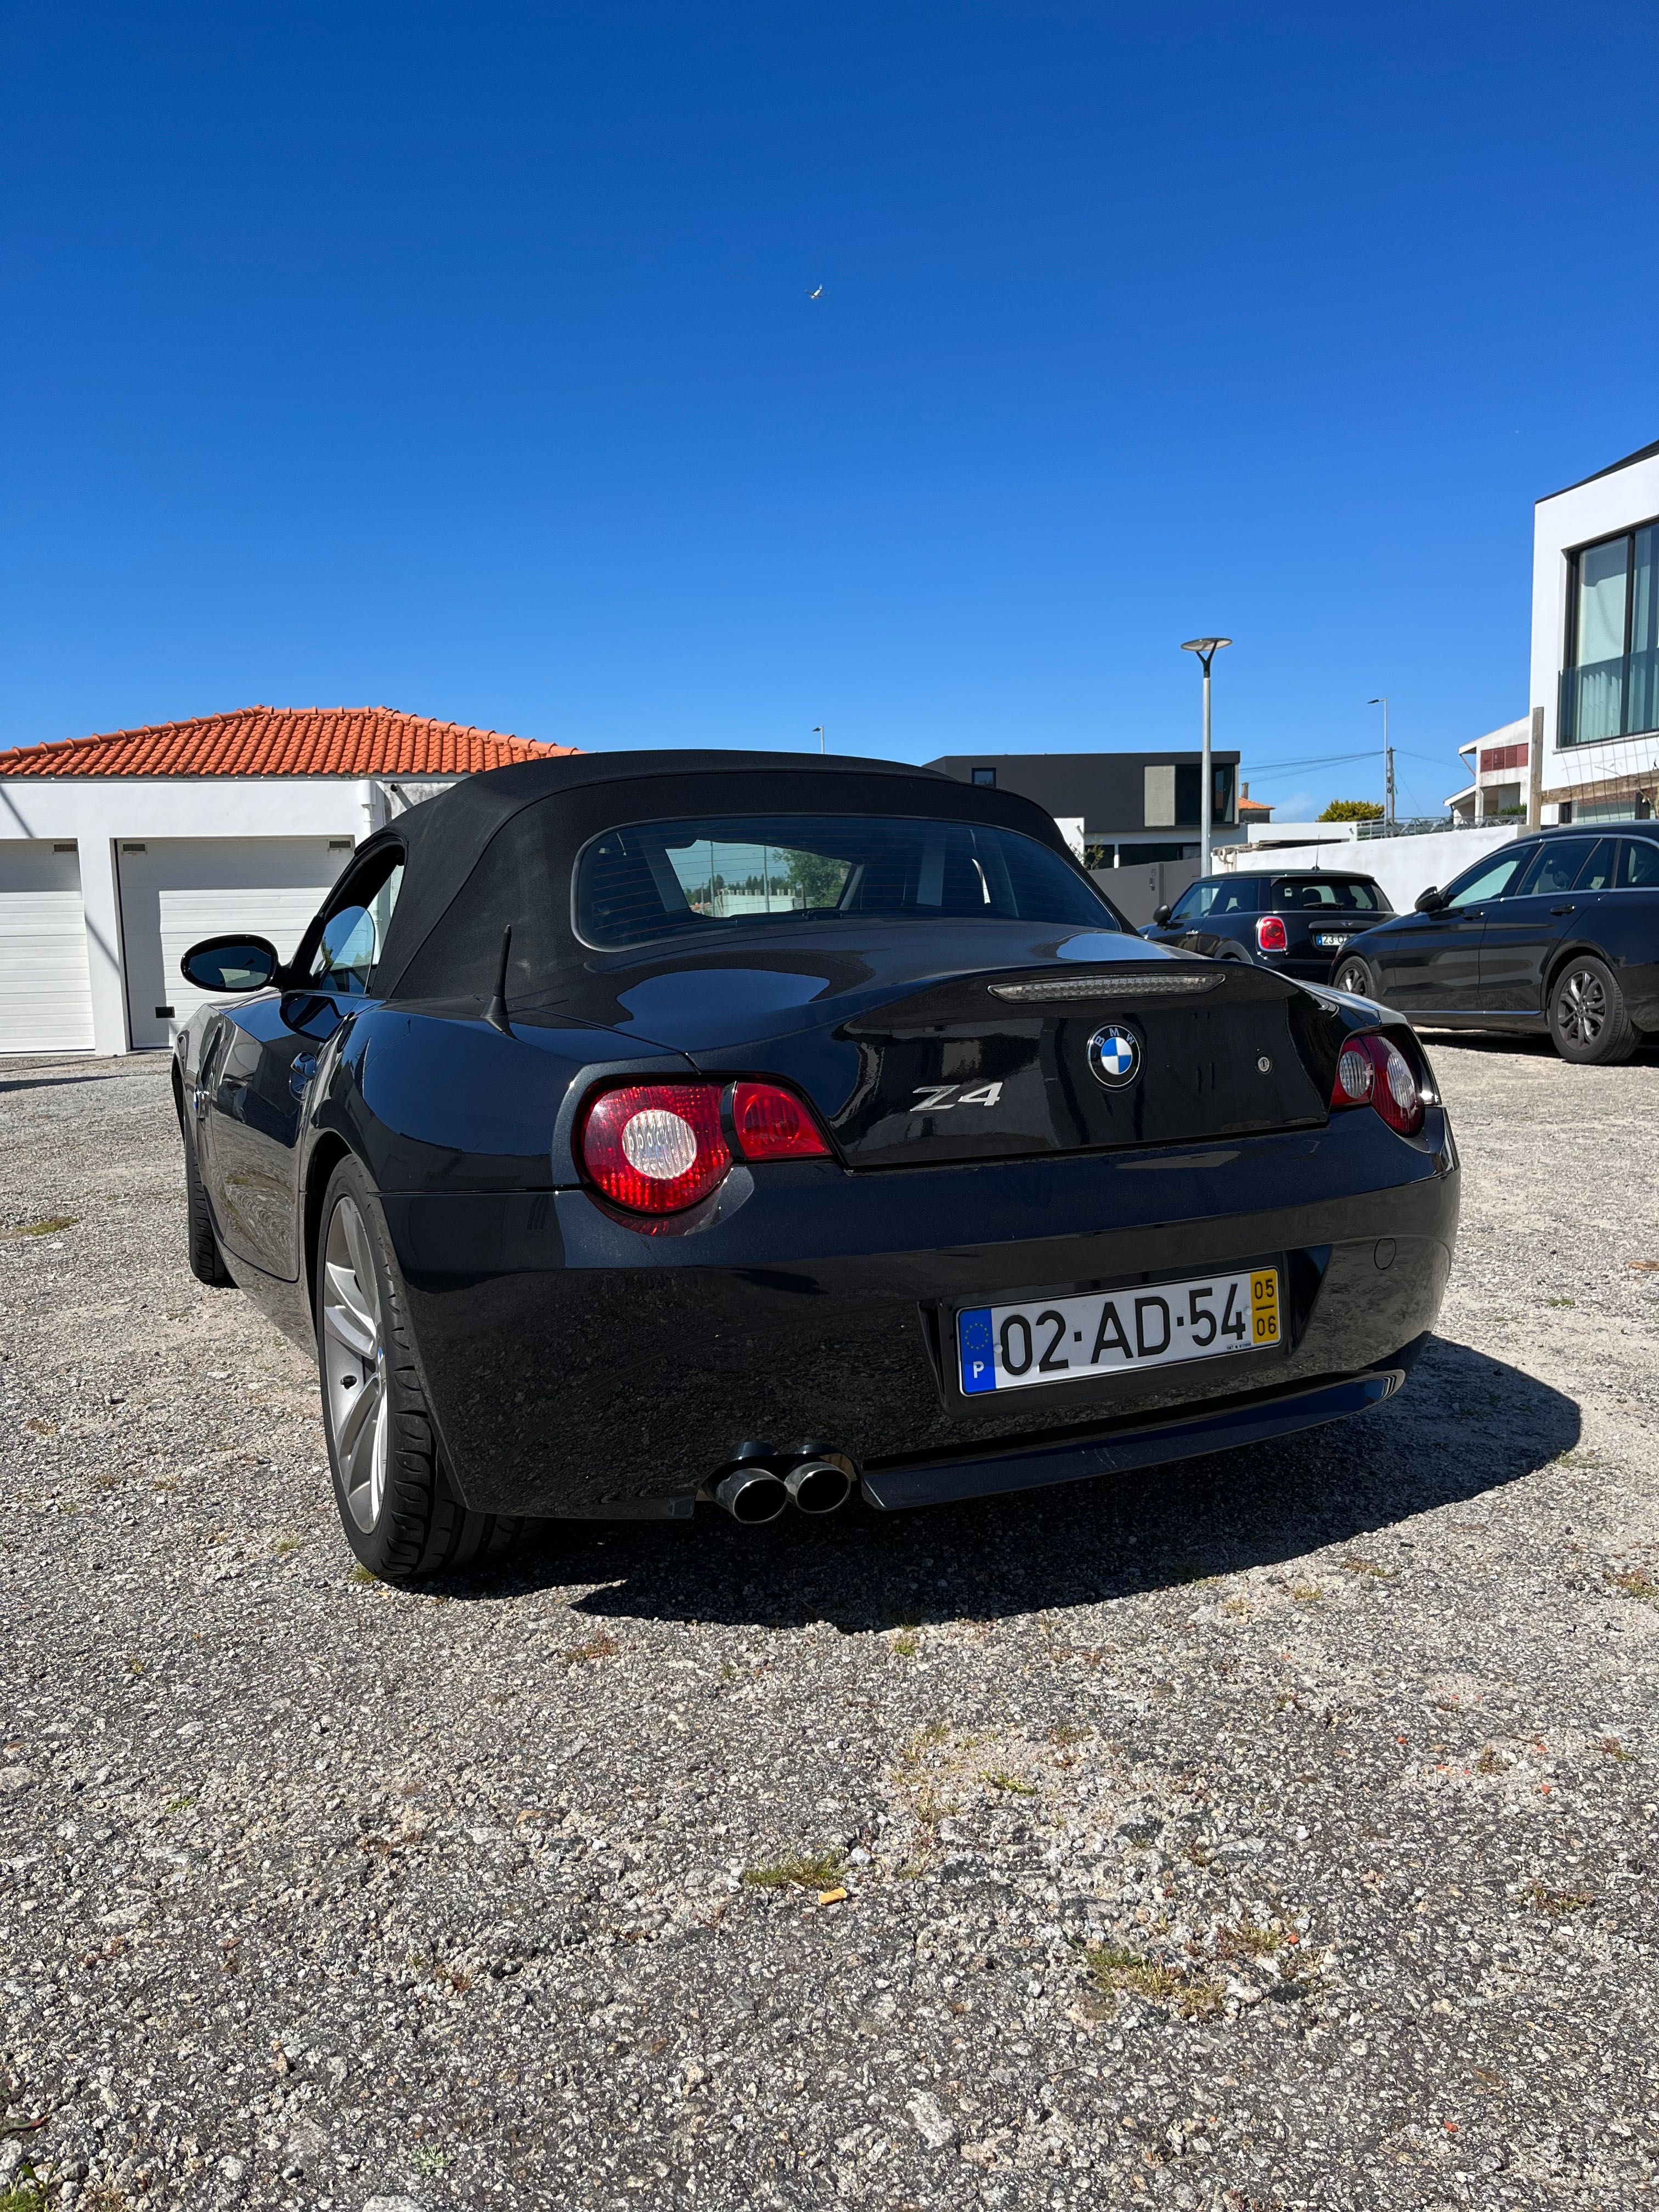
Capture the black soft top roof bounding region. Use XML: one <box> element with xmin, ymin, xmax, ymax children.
<box><xmin>369</xmin><ymin>748</ymin><xmax>1079</xmax><ymax>998</ymax></box>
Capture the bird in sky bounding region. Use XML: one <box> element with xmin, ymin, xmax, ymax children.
<box><xmin>808</xmin><ymin>285</ymin><xmax>823</xmax><ymax>298</ymax></box>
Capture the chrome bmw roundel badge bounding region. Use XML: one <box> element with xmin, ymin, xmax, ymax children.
<box><xmin>1086</xmin><ymin>1023</ymin><xmax>1141</xmax><ymax>1088</ymax></box>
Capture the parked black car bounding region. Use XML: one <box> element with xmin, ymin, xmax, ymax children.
<box><xmin>1330</xmin><ymin>823</ymin><xmax>1659</xmax><ymax>1064</ymax></box>
<box><xmin>1143</xmin><ymin>870</ymin><xmax>1394</xmax><ymax>980</ymax></box>
<box><xmin>170</xmin><ymin>751</ymin><xmax>1457</xmax><ymax>1580</ymax></box>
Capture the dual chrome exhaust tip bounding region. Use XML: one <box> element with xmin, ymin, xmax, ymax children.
<box><xmin>712</xmin><ymin>1448</ymin><xmax>857</xmax><ymax>1523</ymax></box>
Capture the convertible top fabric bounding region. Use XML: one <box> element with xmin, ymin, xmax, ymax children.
<box><xmin>370</xmin><ymin>751</ymin><xmax>1084</xmax><ymax>1002</ymax></box>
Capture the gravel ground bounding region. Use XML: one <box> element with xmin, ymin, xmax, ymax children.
<box><xmin>3</xmin><ymin>1036</ymin><xmax>1658</xmax><ymax>2212</ymax></box>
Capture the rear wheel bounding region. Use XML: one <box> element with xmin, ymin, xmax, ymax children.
<box><xmin>1333</xmin><ymin>953</ymin><xmax>1378</xmax><ymax>1000</ymax></box>
<box><xmin>1548</xmin><ymin>955</ymin><xmax>1638</xmax><ymax>1065</ymax></box>
<box><xmin>179</xmin><ymin>1110</ymin><xmax>235</xmax><ymax>1286</ymax></box>
<box><xmin>315</xmin><ymin>1155</ymin><xmax>525</xmax><ymax>1581</ymax></box>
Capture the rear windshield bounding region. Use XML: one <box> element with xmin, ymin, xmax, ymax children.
<box><xmin>1271</xmin><ymin>877</ymin><xmax>1391</xmax><ymax>913</ymax></box>
<box><xmin>574</xmin><ymin>814</ymin><xmax>1117</xmax><ymax>949</ymax></box>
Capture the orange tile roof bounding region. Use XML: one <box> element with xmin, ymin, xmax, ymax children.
<box><xmin>0</xmin><ymin>705</ymin><xmax>579</xmax><ymax>779</ymax></box>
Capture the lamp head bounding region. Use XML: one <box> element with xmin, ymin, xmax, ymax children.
<box><xmin>1181</xmin><ymin>636</ymin><xmax>1232</xmax><ymax>656</ymax></box>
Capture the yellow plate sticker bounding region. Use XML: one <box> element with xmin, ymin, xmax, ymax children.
<box><xmin>1251</xmin><ymin>1268</ymin><xmax>1280</xmax><ymax>1345</ymax></box>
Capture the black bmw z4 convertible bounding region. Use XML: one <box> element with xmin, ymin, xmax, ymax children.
<box><xmin>171</xmin><ymin>751</ymin><xmax>1459</xmax><ymax>1580</ymax></box>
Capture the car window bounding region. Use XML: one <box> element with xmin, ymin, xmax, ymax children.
<box><xmin>1169</xmin><ymin>879</ymin><xmax>1255</xmax><ymax>920</ymax></box>
<box><xmin>305</xmin><ymin>856</ymin><xmax>405</xmax><ymax>995</ymax></box>
<box><xmin>1516</xmin><ymin>838</ymin><xmax>1595</xmax><ymax>898</ymax></box>
<box><xmin>573</xmin><ymin>814</ymin><xmax>1115</xmax><ymax>948</ymax></box>
<box><xmin>1442</xmin><ymin>849</ymin><xmax>1528</xmax><ymax>909</ymax></box>
<box><xmin>1617</xmin><ymin>838</ymin><xmax>1659</xmax><ymax>888</ymax></box>
<box><xmin>1272</xmin><ymin>877</ymin><xmax>1388</xmax><ymax>912</ymax></box>
<box><xmin>1573</xmin><ymin>838</ymin><xmax>1617</xmax><ymax>891</ymax></box>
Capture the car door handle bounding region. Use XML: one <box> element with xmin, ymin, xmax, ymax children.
<box><xmin>1550</xmin><ymin>903</ymin><xmax>1575</xmax><ymax>916</ymax></box>
<box><xmin>290</xmin><ymin>1054</ymin><xmax>319</xmax><ymax>1098</ymax></box>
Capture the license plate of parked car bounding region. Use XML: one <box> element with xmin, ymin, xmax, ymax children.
<box><xmin>1312</xmin><ymin>930</ymin><xmax>1352</xmax><ymax>947</ymax></box>
<box><xmin>957</xmin><ymin>1267</ymin><xmax>1280</xmax><ymax>1395</ymax></box>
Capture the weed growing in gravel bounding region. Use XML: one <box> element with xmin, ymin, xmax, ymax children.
<box><xmin>562</xmin><ymin>1632</ymin><xmax>620</xmax><ymax>1666</ymax></box>
<box><xmin>1606</xmin><ymin>1567</ymin><xmax>1659</xmax><ymax>1604</ymax></box>
<box><xmin>1476</xmin><ymin>1747</ymin><xmax>1511</xmax><ymax>1775</ymax></box>
<box><xmin>162</xmin><ymin>1796</ymin><xmax>196</xmax><ymax>1816</ymax></box>
<box><xmin>981</xmin><ymin>1771</ymin><xmax>1036</xmax><ymax>1796</ymax></box>
<box><xmin>1341</xmin><ymin>1556</ymin><xmax>1398</xmax><ymax>1580</ymax></box>
<box><xmin>0</xmin><ymin>1215</ymin><xmax>77</xmax><ymax>1239</ymax></box>
<box><xmin>1597</xmin><ymin>1737</ymin><xmax>1637</xmax><ymax>1762</ymax></box>
<box><xmin>1080</xmin><ymin>1944</ymin><xmax>1224</xmax><ymax>2020</ymax></box>
<box><xmin>1545</xmin><ymin>1296</ymin><xmax>1576</xmax><ymax>1308</ymax></box>
<box><xmin>891</xmin><ymin>1632</ymin><xmax>921</xmax><ymax>1658</ymax></box>
<box><xmin>272</xmin><ymin>1534</ymin><xmax>301</xmax><ymax>1555</ymax></box>
<box><xmin>742</xmin><ymin>1850</ymin><xmax>844</xmax><ymax>1890</ymax></box>
<box><xmin>0</xmin><ymin>2177</ymin><xmax>50</xmax><ymax>2212</ymax></box>
<box><xmin>347</xmin><ymin>1564</ymin><xmax>377</xmax><ymax>1585</ymax></box>
<box><xmin>1523</xmin><ymin>1882</ymin><xmax>1596</xmax><ymax>1915</ymax></box>
<box><xmin>1216</xmin><ymin>1921</ymin><xmax>1288</xmax><ymax>1960</ymax></box>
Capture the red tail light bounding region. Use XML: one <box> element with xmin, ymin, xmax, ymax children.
<box><xmin>579</xmin><ymin>1084</ymin><xmax>731</xmax><ymax>1213</ymax></box>
<box><xmin>1329</xmin><ymin>1033</ymin><xmax>1425</xmax><ymax>1136</ymax></box>
<box><xmin>1256</xmin><ymin>915</ymin><xmax>1289</xmax><ymax>955</ymax></box>
<box><xmin>577</xmin><ymin>1079</ymin><xmax>833</xmax><ymax>1214</ymax></box>
<box><xmin>731</xmin><ymin>1080</ymin><xmax>832</xmax><ymax>1161</ymax></box>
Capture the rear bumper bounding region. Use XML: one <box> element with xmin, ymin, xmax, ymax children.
<box><xmin>379</xmin><ymin>1108</ymin><xmax>1459</xmax><ymax>1517</ymax></box>
<box><xmin>861</xmin><ymin>1351</ymin><xmax>1423</xmax><ymax>1510</ymax></box>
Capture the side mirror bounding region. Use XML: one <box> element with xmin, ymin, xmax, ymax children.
<box><xmin>180</xmin><ymin>935</ymin><xmax>281</xmax><ymax>993</ymax></box>
<box><xmin>1152</xmin><ymin>904</ymin><xmax>1172</xmax><ymax>926</ymax></box>
<box><xmin>1413</xmin><ymin>887</ymin><xmax>1447</xmax><ymax>914</ymax></box>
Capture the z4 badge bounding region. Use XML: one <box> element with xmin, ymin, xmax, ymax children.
<box><xmin>911</xmin><ymin>1081</ymin><xmax>1004</xmax><ymax>1111</ymax></box>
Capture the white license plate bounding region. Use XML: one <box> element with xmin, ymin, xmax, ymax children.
<box><xmin>1312</xmin><ymin>931</ymin><xmax>1351</xmax><ymax>948</ymax></box>
<box><xmin>957</xmin><ymin>1268</ymin><xmax>1281</xmax><ymax>1396</ymax></box>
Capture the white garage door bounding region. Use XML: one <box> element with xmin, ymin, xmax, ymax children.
<box><xmin>117</xmin><ymin>837</ymin><xmax>354</xmax><ymax>1048</ymax></box>
<box><xmin>0</xmin><ymin>842</ymin><xmax>97</xmax><ymax>1053</ymax></box>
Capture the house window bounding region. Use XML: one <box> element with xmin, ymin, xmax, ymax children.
<box><xmin>1561</xmin><ymin>520</ymin><xmax>1659</xmax><ymax>743</ymax></box>
<box><xmin>971</xmin><ymin>767</ymin><xmax>996</xmax><ymax>787</ymax></box>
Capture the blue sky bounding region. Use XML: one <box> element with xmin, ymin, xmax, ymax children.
<box><xmin>3</xmin><ymin>3</ymin><xmax>1656</xmax><ymax>818</ymax></box>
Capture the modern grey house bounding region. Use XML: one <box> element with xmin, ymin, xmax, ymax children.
<box><xmin>923</xmin><ymin>750</ymin><xmax>1248</xmax><ymax>868</ymax></box>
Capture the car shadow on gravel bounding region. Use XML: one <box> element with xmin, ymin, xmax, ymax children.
<box><xmin>435</xmin><ymin>1336</ymin><xmax>1579</xmax><ymax>1633</ymax></box>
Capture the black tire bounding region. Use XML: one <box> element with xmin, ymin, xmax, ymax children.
<box><xmin>180</xmin><ymin>1112</ymin><xmax>236</xmax><ymax>1286</ymax></box>
<box><xmin>314</xmin><ymin>1154</ymin><xmax>524</xmax><ymax>1582</ymax></box>
<box><xmin>1547</xmin><ymin>954</ymin><xmax>1639</xmax><ymax>1065</ymax></box>
<box><xmin>1332</xmin><ymin>954</ymin><xmax>1378</xmax><ymax>1000</ymax></box>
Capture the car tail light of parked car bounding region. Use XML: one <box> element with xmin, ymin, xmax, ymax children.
<box><xmin>578</xmin><ymin>1079</ymin><xmax>832</xmax><ymax>1215</ymax></box>
<box><xmin>1256</xmin><ymin>915</ymin><xmax>1289</xmax><ymax>954</ymax></box>
<box><xmin>1329</xmin><ymin>1033</ymin><xmax>1425</xmax><ymax>1137</ymax></box>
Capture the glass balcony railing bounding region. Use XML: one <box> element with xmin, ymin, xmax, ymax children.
<box><xmin>1560</xmin><ymin>648</ymin><xmax>1659</xmax><ymax>746</ymax></box>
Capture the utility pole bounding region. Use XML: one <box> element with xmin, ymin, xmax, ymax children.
<box><xmin>1181</xmin><ymin>638</ymin><xmax>1233</xmax><ymax>867</ymax></box>
<box><xmin>1369</xmin><ymin>697</ymin><xmax>1394</xmax><ymax>827</ymax></box>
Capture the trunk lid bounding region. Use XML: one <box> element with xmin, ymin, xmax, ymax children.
<box><xmin>522</xmin><ymin>921</ymin><xmax>1340</xmax><ymax>1165</ymax></box>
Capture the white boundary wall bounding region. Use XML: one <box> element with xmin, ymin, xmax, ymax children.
<box><xmin>1219</xmin><ymin>823</ymin><xmax>1520</xmax><ymax>913</ymax></box>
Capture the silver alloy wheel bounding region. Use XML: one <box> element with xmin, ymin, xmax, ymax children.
<box><xmin>1556</xmin><ymin>964</ymin><xmax>1607</xmax><ymax>1047</ymax></box>
<box><xmin>321</xmin><ymin>1194</ymin><xmax>388</xmax><ymax>1532</ymax></box>
<box><xmin>1335</xmin><ymin>960</ymin><xmax>1370</xmax><ymax>996</ymax></box>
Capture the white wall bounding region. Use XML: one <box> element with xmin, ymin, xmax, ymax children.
<box><xmin>1226</xmin><ymin>823</ymin><xmax>1520</xmax><ymax>913</ymax></box>
<box><xmin>1532</xmin><ymin>447</ymin><xmax>1659</xmax><ymax>801</ymax></box>
<box><xmin>0</xmin><ymin>778</ymin><xmax>377</xmax><ymax>1054</ymax></box>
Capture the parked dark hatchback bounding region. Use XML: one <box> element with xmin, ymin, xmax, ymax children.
<box><xmin>1142</xmin><ymin>871</ymin><xmax>1394</xmax><ymax>980</ymax></box>
<box><xmin>1329</xmin><ymin>822</ymin><xmax>1659</xmax><ymax>1064</ymax></box>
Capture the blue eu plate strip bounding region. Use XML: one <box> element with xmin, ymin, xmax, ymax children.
<box><xmin>957</xmin><ymin>1307</ymin><xmax>996</xmax><ymax>1395</ymax></box>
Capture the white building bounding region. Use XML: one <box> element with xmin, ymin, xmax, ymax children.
<box><xmin>1444</xmin><ymin>713</ymin><xmax>1531</xmax><ymax>823</ymax></box>
<box><xmin>1529</xmin><ymin>438</ymin><xmax>1659</xmax><ymax>825</ymax></box>
<box><xmin>0</xmin><ymin>705</ymin><xmax>574</xmax><ymax>1056</ymax></box>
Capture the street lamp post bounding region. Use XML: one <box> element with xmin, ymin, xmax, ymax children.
<box><xmin>1368</xmin><ymin>698</ymin><xmax>1393</xmax><ymax>827</ymax></box>
<box><xmin>1181</xmin><ymin>638</ymin><xmax>1232</xmax><ymax>868</ymax></box>
<box><xmin>812</xmin><ymin>725</ymin><xmax>826</xmax><ymax>755</ymax></box>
